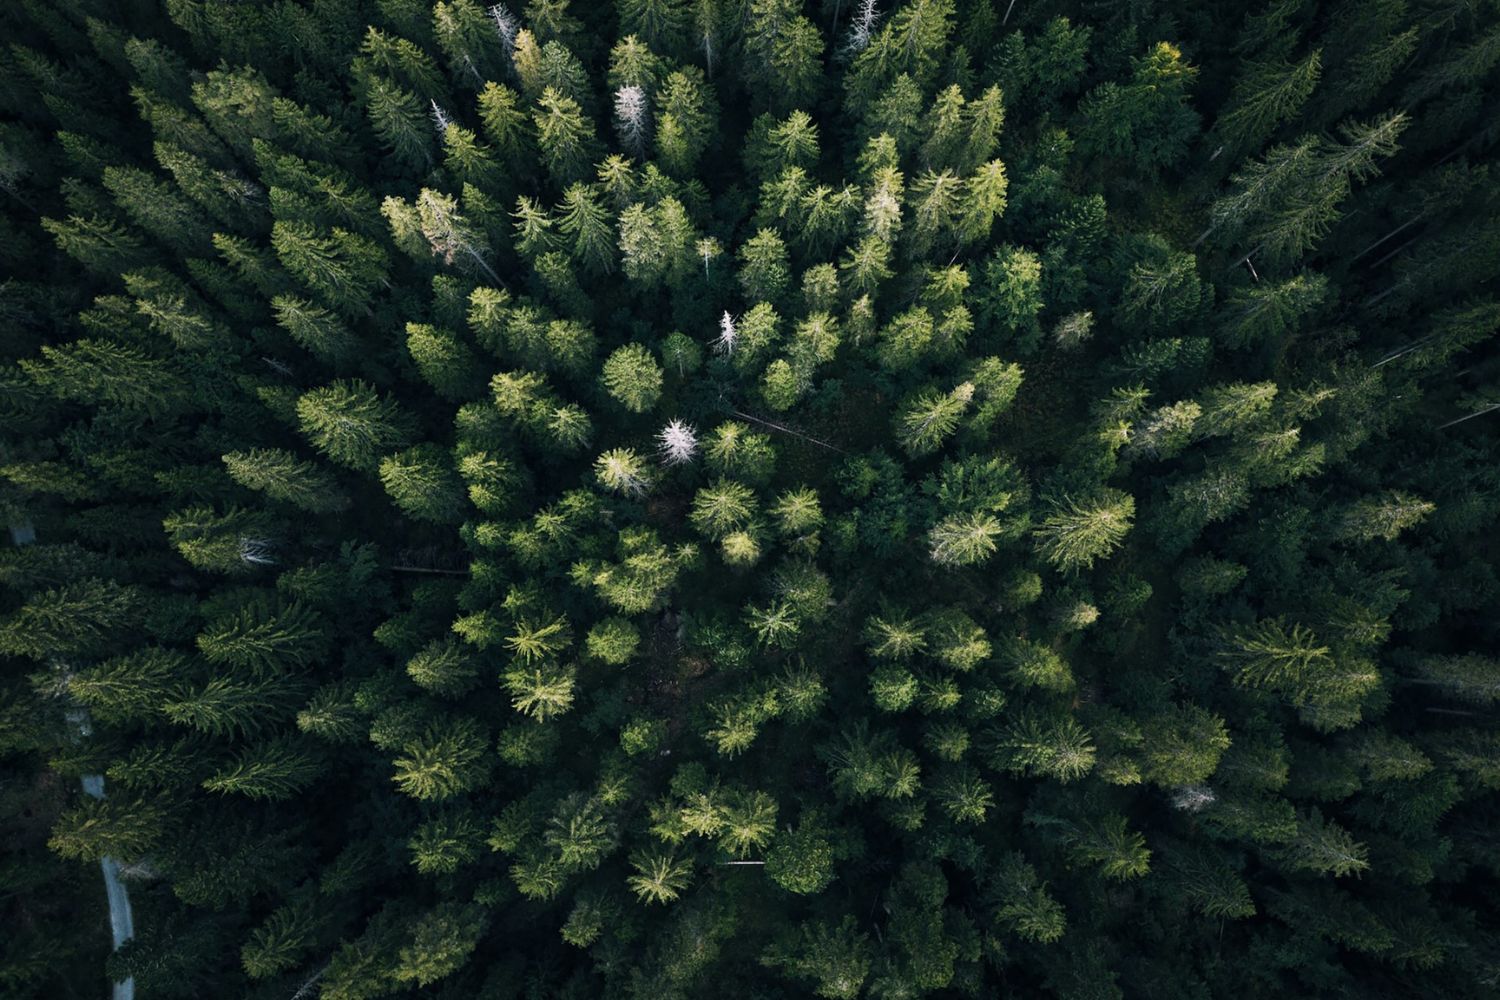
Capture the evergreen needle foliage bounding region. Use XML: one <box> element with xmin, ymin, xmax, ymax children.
<box><xmin>1</xmin><ymin>2</ymin><xmax>1498</xmax><ymax>998</ymax></box>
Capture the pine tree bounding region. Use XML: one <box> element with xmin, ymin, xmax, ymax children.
<box><xmin>738</xmin><ymin>227</ymin><xmax>791</xmax><ymax>303</ymax></box>
<box><xmin>407</xmin><ymin>638</ymin><xmax>480</xmax><ymax>696</ymax></box>
<box><xmin>1033</xmin><ymin>491</ymin><xmax>1135</xmax><ymax>572</ymax></box>
<box><xmin>363</xmin><ymin>75</ymin><xmax>434</xmax><ymax>170</ymax></box>
<box><xmin>1211</xmin><ymin>112</ymin><xmax>1407</xmax><ymax>265</ymax></box>
<box><xmin>619</xmin><ymin>0</ymin><xmax>688</xmax><ymax>57</ymax></box>
<box><xmin>1078</xmin><ymin>42</ymin><xmax>1200</xmax><ymax>173</ymax></box>
<box><xmin>433</xmin><ymin>0</ymin><xmax>506</xmax><ymax>85</ymax></box>
<box><xmin>202</xmin><ymin>737</ymin><xmax>322</xmax><ymax>800</ymax></box>
<box><xmin>410</xmin><ymin>809</ymin><xmax>485</xmax><ymax>874</ymax></box>
<box><xmin>101</xmin><ymin>164</ymin><xmax>212</xmax><ymax>254</ymax></box>
<box><xmin>1215</xmin><ymin>618</ymin><xmax>1337</xmax><ymax>704</ymax></box>
<box><xmin>296</xmin><ymin>380</ymin><xmax>413</xmax><ymax>471</ymax></box>
<box><xmin>765</xmin><ymin>816</ymin><xmax>836</xmax><ymax>895</ymax></box>
<box><xmin>654</xmin><ymin>67</ymin><xmax>715</xmax><ymax>176</ymax></box>
<box><xmin>1277</xmin><ymin>809</ymin><xmax>1370</xmax><ymax>876</ymax></box>
<box><xmin>477</xmin><ymin>80</ymin><xmax>534</xmax><ymax>169</ymax></box>
<box><xmin>600</xmin><ymin>343</ymin><xmax>664</xmax><ymax>412</ymax></box>
<box><xmin>380</xmin><ymin>444</ymin><xmax>467</xmax><ymax>523</ymax></box>
<box><xmin>557</xmin><ymin>182</ymin><xmax>616</xmax><ymax>274</ymax></box>
<box><xmin>391</xmin><ymin>718</ymin><xmax>490</xmax><ymax>801</ymax></box>
<box><xmin>40</xmin><ymin>213</ymin><xmax>151</xmax><ymax>274</ymax></box>
<box><xmin>393</xmin><ymin>903</ymin><xmax>487</xmax><ymax>986</ymax></box>
<box><xmin>162</xmin><ymin>672</ymin><xmax>299</xmax><ymax>737</ymax></box>
<box><xmin>762</xmin><ymin>916</ymin><xmax>873</xmax><ymax>999</ymax></box>
<box><xmin>1334</xmin><ymin>491</ymin><xmax>1434</xmax><ymax>542</ymax></box>
<box><xmin>222</xmin><ymin>449</ymin><xmax>349</xmax><ymax>513</ymax></box>
<box><xmin>0</xmin><ymin>579</ymin><xmax>142</xmax><ymax>659</ymax></box>
<box><xmin>271</xmin><ymin>220</ymin><xmax>389</xmax><ymax>315</ymax></box>
<box><xmin>990</xmin><ymin>712</ymin><xmax>1097</xmax><ymax>782</ymax></box>
<box><xmin>406</xmin><ymin>322</ymin><xmax>485</xmax><ymax>399</ymax></box>
<box><xmin>1063</xmin><ymin>815</ymin><xmax>1152</xmax><ymax>880</ymax></box>
<box><xmin>68</xmin><ymin>648</ymin><xmax>186</xmax><ymax>726</ymax></box>
<box><xmin>48</xmin><ymin>795</ymin><xmax>164</xmax><ymax>863</ymax></box>
<box><xmin>271</xmin><ymin>294</ymin><xmax>360</xmax><ymax>364</ymax></box>
<box><xmin>241</xmin><ymin>898</ymin><xmax>322</xmax><ymax>979</ymax></box>
<box><xmin>1217</xmin><ymin>272</ymin><xmax>1327</xmax><ymax>348</ymax></box>
<box><xmin>163</xmin><ymin>505</ymin><xmax>282</xmax><ymax>575</ymax></box>
<box><xmin>196</xmin><ymin>598</ymin><xmax>327</xmax><ymax>673</ymax></box>
<box><xmin>628</xmin><ymin>849</ymin><xmax>693</xmax><ymax>904</ymax></box>
<box><xmin>988</xmin><ymin>855</ymin><xmax>1068</xmax><ymax>943</ymax></box>
<box><xmin>1211</xmin><ymin>51</ymin><xmax>1322</xmax><ymax>159</ymax></box>
<box><xmin>743</xmin><ymin>0</ymin><xmax>824</xmax><ymax>110</ymax></box>
<box><xmin>533</xmin><ymin>86</ymin><xmax>598</xmax><ymax>185</ymax></box>
<box><xmin>385</xmin><ymin>187</ymin><xmax>502</xmax><ymax>282</ymax></box>
<box><xmin>20</xmin><ymin>339</ymin><xmax>184</xmax><ymax>416</ymax></box>
<box><xmin>976</xmin><ymin>246</ymin><xmax>1041</xmax><ymax>349</ymax></box>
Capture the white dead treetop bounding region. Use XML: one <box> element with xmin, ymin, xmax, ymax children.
<box><xmin>429</xmin><ymin>99</ymin><xmax>453</xmax><ymax>136</ymax></box>
<box><xmin>487</xmin><ymin>4</ymin><xmax>519</xmax><ymax>49</ymax></box>
<box><xmin>658</xmin><ymin>419</ymin><xmax>699</xmax><ymax>465</ymax></box>
<box><xmin>1054</xmin><ymin>310</ymin><xmax>1095</xmax><ymax>350</ymax></box>
<box><xmin>239</xmin><ymin>537</ymin><xmax>278</xmax><ymax>567</ymax></box>
<box><xmin>864</xmin><ymin>182</ymin><xmax>902</xmax><ymax>240</ymax></box>
<box><xmin>715</xmin><ymin>311</ymin><xmax>738</xmax><ymax>355</ymax></box>
<box><xmin>614</xmin><ymin>84</ymin><xmax>651</xmax><ymax>160</ymax></box>
<box><xmin>1169</xmin><ymin>785</ymin><xmax>1218</xmax><ymax>812</ymax></box>
<box><xmin>696</xmin><ymin>237</ymin><xmax>721</xmax><ymax>278</ymax></box>
<box><xmin>842</xmin><ymin>0</ymin><xmax>881</xmax><ymax>59</ymax></box>
<box><xmin>417</xmin><ymin>189</ymin><xmax>502</xmax><ymax>283</ymax></box>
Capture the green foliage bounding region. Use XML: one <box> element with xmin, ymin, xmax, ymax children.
<box><xmin>1034</xmin><ymin>490</ymin><xmax>1136</xmax><ymax>572</ymax></box>
<box><xmin>0</xmin><ymin>579</ymin><xmax>142</xmax><ymax>659</ymax></box>
<box><xmin>271</xmin><ymin>220</ymin><xmax>389</xmax><ymax>315</ymax></box>
<box><xmin>223</xmin><ymin>450</ymin><xmax>349</xmax><ymax>513</ymax></box>
<box><xmin>627</xmin><ymin>849</ymin><xmax>692</xmax><ymax>904</ymax></box>
<box><xmin>766</xmin><ymin>816</ymin><xmax>836</xmax><ymax>895</ymax></box>
<box><xmin>297</xmin><ymin>380</ymin><xmax>413</xmax><ymax>471</ymax></box>
<box><xmin>762</xmin><ymin>916</ymin><xmax>872</xmax><ymax>999</ymax></box>
<box><xmin>202</xmin><ymin>737</ymin><xmax>321</xmax><ymax>800</ymax></box>
<box><xmin>394</xmin><ymin>903</ymin><xmax>487</xmax><ymax>986</ymax></box>
<box><xmin>379</xmin><ymin>444</ymin><xmax>467</xmax><ymax>523</ymax></box>
<box><xmin>585</xmin><ymin>617</ymin><xmax>641</xmax><ymax>664</ymax></box>
<box><xmin>391</xmin><ymin>719</ymin><xmax>490</xmax><ymax>801</ymax></box>
<box><xmin>4</xmin><ymin>5</ymin><xmax>1498</xmax><ymax>999</ymax></box>
<box><xmin>407</xmin><ymin>638</ymin><xmax>480</xmax><ymax>696</ymax></box>
<box><xmin>196</xmin><ymin>599</ymin><xmax>326</xmax><ymax>673</ymax></box>
<box><xmin>600</xmin><ymin>342</ymin><xmax>663</xmax><ymax>412</ymax></box>
<box><xmin>1078</xmin><ymin>41</ymin><xmax>1200</xmax><ymax>173</ymax></box>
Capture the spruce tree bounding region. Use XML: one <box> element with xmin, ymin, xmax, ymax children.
<box><xmin>4</xmin><ymin>3</ymin><xmax>1500</xmax><ymax>998</ymax></box>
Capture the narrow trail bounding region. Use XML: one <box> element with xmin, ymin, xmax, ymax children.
<box><xmin>9</xmin><ymin>522</ymin><xmax>135</xmax><ymax>1000</ymax></box>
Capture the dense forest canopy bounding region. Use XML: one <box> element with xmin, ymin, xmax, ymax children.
<box><xmin>2</xmin><ymin>0</ymin><xmax>1499</xmax><ymax>997</ymax></box>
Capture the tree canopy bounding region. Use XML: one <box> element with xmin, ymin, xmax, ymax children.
<box><xmin>2</xmin><ymin>1</ymin><xmax>1499</xmax><ymax>999</ymax></box>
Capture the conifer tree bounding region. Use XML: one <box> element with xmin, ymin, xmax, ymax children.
<box><xmin>20</xmin><ymin>339</ymin><xmax>183</xmax><ymax>416</ymax></box>
<box><xmin>533</xmin><ymin>86</ymin><xmax>598</xmax><ymax>185</ymax></box>
<box><xmin>655</xmin><ymin>67</ymin><xmax>716</xmax><ymax>176</ymax></box>
<box><xmin>1033</xmin><ymin>491</ymin><xmax>1136</xmax><ymax>572</ymax></box>
<box><xmin>380</xmin><ymin>444</ymin><xmax>468</xmax><ymax>523</ymax></box>
<box><xmin>600</xmin><ymin>343</ymin><xmax>664</xmax><ymax>412</ymax></box>
<box><xmin>196</xmin><ymin>598</ymin><xmax>326</xmax><ymax>673</ymax></box>
<box><xmin>222</xmin><ymin>449</ymin><xmax>349</xmax><ymax>513</ymax></box>
<box><xmin>296</xmin><ymin>380</ymin><xmax>413</xmax><ymax>471</ymax></box>
<box><xmin>392</xmin><ymin>718</ymin><xmax>490</xmax><ymax>801</ymax></box>
<box><xmin>1212</xmin><ymin>51</ymin><xmax>1323</xmax><ymax>159</ymax></box>
<box><xmin>1078</xmin><ymin>42</ymin><xmax>1200</xmax><ymax>173</ymax></box>
<box><xmin>4</xmin><ymin>4</ymin><xmax>1500</xmax><ymax>997</ymax></box>
<box><xmin>271</xmin><ymin>220</ymin><xmax>389</xmax><ymax>315</ymax></box>
<box><xmin>271</xmin><ymin>294</ymin><xmax>360</xmax><ymax>364</ymax></box>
